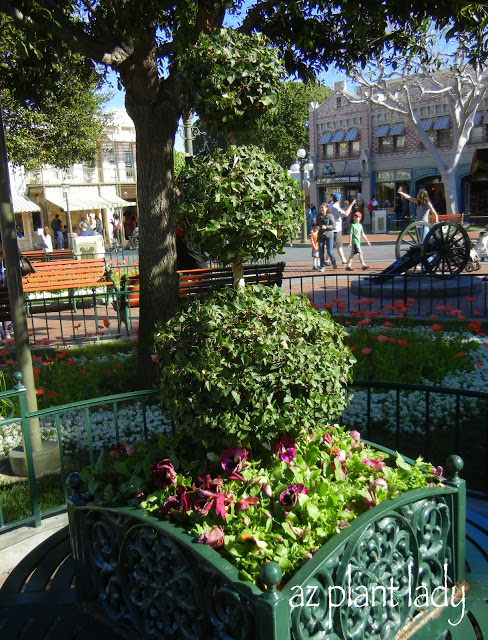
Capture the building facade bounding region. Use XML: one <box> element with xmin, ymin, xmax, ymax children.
<box><xmin>308</xmin><ymin>80</ymin><xmax>488</xmax><ymax>227</ymax></box>
<box><xmin>10</xmin><ymin>109</ymin><xmax>137</xmax><ymax>250</ymax></box>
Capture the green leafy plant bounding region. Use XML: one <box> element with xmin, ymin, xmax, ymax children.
<box><xmin>174</xmin><ymin>144</ymin><xmax>301</xmax><ymax>270</ymax></box>
<box><xmin>80</xmin><ymin>424</ymin><xmax>441</xmax><ymax>585</ymax></box>
<box><xmin>154</xmin><ymin>285</ymin><xmax>355</xmax><ymax>454</ymax></box>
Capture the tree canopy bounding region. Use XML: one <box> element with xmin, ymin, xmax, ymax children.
<box><xmin>0</xmin><ymin>1</ymin><xmax>486</xmax><ymax>384</ymax></box>
<box><xmin>193</xmin><ymin>80</ymin><xmax>331</xmax><ymax>168</ymax></box>
<box><xmin>0</xmin><ymin>15</ymin><xmax>107</xmax><ymax>168</ymax></box>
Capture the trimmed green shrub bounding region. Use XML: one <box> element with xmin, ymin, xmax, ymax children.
<box><xmin>154</xmin><ymin>285</ymin><xmax>355</xmax><ymax>455</ymax></box>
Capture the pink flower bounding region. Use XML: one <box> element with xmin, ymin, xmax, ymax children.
<box><xmin>198</xmin><ymin>526</ymin><xmax>225</xmax><ymax>549</ymax></box>
<box><xmin>271</xmin><ymin>434</ymin><xmax>296</xmax><ymax>463</ymax></box>
<box><xmin>279</xmin><ymin>483</ymin><xmax>308</xmax><ymax>508</ymax></box>
<box><xmin>361</xmin><ymin>347</ymin><xmax>372</xmax><ymax>355</ymax></box>
<box><xmin>430</xmin><ymin>324</ymin><xmax>443</xmax><ymax>332</ymax></box>
<box><xmin>362</xmin><ymin>458</ymin><xmax>385</xmax><ymax>471</ymax></box>
<box><xmin>377</xmin><ymin>335</ymin><xmax>389</xmax><ymax>342</ymax></box>
<box><xmin>220</xmin><ymin>447</ymin><xmax>248</xmax><ymax>481</ymax></box>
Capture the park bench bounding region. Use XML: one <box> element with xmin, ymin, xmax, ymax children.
<box><xmin>113</xmin><ymin>262</ymin><xmax>286</xmax><ymax>334</ymax></box>
<box><xmin>21</xmin><ymin>258</ymin><xmax>114</xmax><ymax>315</ymax></box>
<box><xmin>22</xmin><ymin>250</ymin><xmax>75</xmax><ymax>263</ymax></box>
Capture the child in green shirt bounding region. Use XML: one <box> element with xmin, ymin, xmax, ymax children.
<box><xmin>346</xmin><ymin>211</ymin><xmax>371</xmax><ymax>271</ymax></box>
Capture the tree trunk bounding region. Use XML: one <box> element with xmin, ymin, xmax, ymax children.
<box><xmin>123</xmin><ymin>65</ymin><xmax>181</xmax><ymax>388</ymax></box>
<box><xmin>439</xmin><ymin>170</ymin><xmax>459</xmax><ymax>215</ymax></box>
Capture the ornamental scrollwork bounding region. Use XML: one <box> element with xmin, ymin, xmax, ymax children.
<box><xmin>290</xmin><ymin>497</ymin><xmax>452</xmax><ymax>640</ymax></box>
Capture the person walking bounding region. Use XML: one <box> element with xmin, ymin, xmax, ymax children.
<box><xmin>327</xmin><ymin>193</ymin><xmax>356</xmax><ymax>265</ymax></box>
<box><xmin>50</xmin><ymin>214</ymin><xmax>63</xmax><ymax>249</ymax></box>
<box><xmin>346</xmin><ymin>211</ymin><xmax>371</xmax><ymax>271</ymax></box>
<box><xmin>316</xmin><ymin>203</ymin><xmax>337</xmax><ymax>271</ymax></box>
<box><xmin>39</xmin><ymin>226</ymin><xmax>53</xmax><ymax>252</ymax></box>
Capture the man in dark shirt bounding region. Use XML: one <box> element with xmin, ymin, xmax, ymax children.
<box><xmin>51</xmin><ymin>214</ymin><xmax>63</xmax><ymax>249</ymax></box>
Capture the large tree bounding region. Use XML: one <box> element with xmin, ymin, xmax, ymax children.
<box><xmin>193</xmin><ymin>80</ymin><xmax>331</xmax><ymax>168</ymax></box>
<box><xmin>0</xmin><ymin>1</ymin><xmax>486</xmax><ymax>386</ymax></box>
<box><xmin>0</xmin><ymin>15</ymin><xmax>107</xmax><ymax>168</ymax></box>
<box><xmin>350</xmin><ymin>30</ymin><xmax>488</xmax><ymax>214</ymax></box>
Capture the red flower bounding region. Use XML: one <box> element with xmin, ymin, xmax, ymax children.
<box><xmin>67</xmin><ymin>359</ymin><xmax>74</xmax><ymax>366</ymax></box>
<box><xmin>45</xmin><ymin>390</ymin><xmax>58</xmax><ymax>398</ymax></box>
<box><xmin>235</xmin><ymin>496</ymin><xmax>259</xmax><ymax>511</ymax></box>
<box><xmin>361</xmin><ymin>347</ymin><xmax>372</xmax><ymax>355</ymax></box>
<box><xmin>35</xmin><ymin>387</ymin><xmax>44</xmax><ymax>396</ymax></box>
<box><xmin>429</xmin><ymin>324</ymin><xmax>443</xmax><ymax>332</ymax></box>
<box><xmin>362</xmin><ymin>457</ymin><xmax>385</xmax><ymax>470</ymax></box>
<box><xmin>271</xmin><ymin>434</ymin><xmax>296</xmax><ymax>463</ymax></box>
<box><xmin>150</xmin><ymin>459</ymin><xmax>176</xmax><ymax>489</ymax></box>
<box><xmin>377</xmin><ymin>335</ymin><xmax>389</xmax><ymax>342</ymax></box>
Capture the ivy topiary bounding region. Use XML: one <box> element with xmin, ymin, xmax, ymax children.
<box><xmin>174</xmin><ymin>144</ymin><xmax>301</xmax><ymax>269</ymax></box>
<box><xmin>154</xmin><ymin>285</ymin><xmax>355</xmax><ymax>455</ymax></box>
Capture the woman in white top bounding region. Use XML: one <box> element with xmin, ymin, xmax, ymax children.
<box><xmin>40</xmin><ymin>226</ymin><xmax>53</xmax><ymax>252</ymax></box>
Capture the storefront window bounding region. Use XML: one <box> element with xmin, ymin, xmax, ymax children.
<box><xmin>325</xmin><ymin>144</ymin><xmax>334</xmax><ymax>158</ymax></box>
<box><xmin>438</xmin><ymin>130</ymin><xmax>450</xmax><ymax>147</ymax></box>
<box><xmin>393</xmin><ymin>135</ymin><xmax>405</xmax><ymax>150</ymax></box>
<box><xmin>470</xmin><ymin>126</ymin><xmax>483</xmax><ymax>143</ymax></box>
<box><xmin>379</xmin><ymin>137</ymin><xmax>393</xmax><ymax>152</ymax></box>
<box><xmin>376</xmin><ymin>182</ymin><xmax>395</xmax><ymax>207</ymax></box>
<box><xmin>338</xmin><ymin>142</ymin><xmax>348</xmax><ymax>157</ymax></box>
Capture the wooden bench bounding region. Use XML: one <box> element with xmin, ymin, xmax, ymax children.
<box><xmin>114</xmin><ymin>262</ymin><xmax>286</xmax><ymax>334</ymax></box>
<box><xmin>22</xmin><ymin>250</ymin><xmax>75</xmax><ymax>263</ymax></box>
<box><xmin>430</xmin><ymin>213</ymin><xmax>464</xmax><ymax>224</ymax></box>
<box><xmin>22</xmin><ymin>258</ymin><xmax>114</xmax><ymax>315</ymax></box>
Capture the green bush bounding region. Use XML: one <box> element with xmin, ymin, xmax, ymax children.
<box><xmin>154</xmin><ymin>285</ymin><xmax>355</xmax><ymax>455</ymax></box>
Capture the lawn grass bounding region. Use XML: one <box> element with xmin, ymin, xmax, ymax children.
<box><xmin>0</xmin><ymin>473</ymin><xmax>66</xmax><ymax>523</ymax></box>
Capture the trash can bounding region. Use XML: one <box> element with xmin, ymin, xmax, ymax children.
<box><xmin>372</xmin><ymin>209</ymin><xmax>387</xmax><ymax>234</ymax></box>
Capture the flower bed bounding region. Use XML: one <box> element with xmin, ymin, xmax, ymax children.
<box><xmin>68</xmin><ymin>450</ymin><xmax>464</xmax><ymax>640</ymax></box>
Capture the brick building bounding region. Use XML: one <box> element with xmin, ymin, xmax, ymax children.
<box><xmin>308</xmin><ymin>80</ymin><xmax>488</xmax><ymax>228</ymax></box>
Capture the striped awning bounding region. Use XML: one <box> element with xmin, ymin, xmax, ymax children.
<box><xmin>344</xmin><ymin>127</ymin><xmax>359</xmax><ymax>141</ymax></box>
<box><xmin>433</xmin><ymin>116</ymin><xmax>451</xmax><ymax>130</ymax></box>
<box><xmin>319</xmin><ymin>131</ymin><xmax>333</xmax><ymax>144</ymax></box>
<box><xmin>375</xmin><ymin>124</ymin><xmax>390</xmax><ymax>137</ymax></box>
<box><xmin>331</xmin><ymin>130</ymin><xmax>346</xmax><ymax>143</ymax></box>
<box><xmin>12</xmin><ymin>193</ymin><xmax>41</xmax><ymax>213</ymax></box>
<box><xmin>420</xmin><ymin>118</ymin><xmax>434</xmax><ymax>131</ymax></box>
<box><xmin>390</xmin><ymin>122</ymin><xmax>405</xmax><ymax>136</ymax></box>
<box><xmin>45</xmin><ymin>189</ymin><xmax>135</xmax><ymax>211</ymax></box>
<box><xmin>473</xmin><ymin>112</ymin><xmax>483</xmax><ymax>126</ymax></box>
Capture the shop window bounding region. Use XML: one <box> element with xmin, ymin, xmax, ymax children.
<box><xmin>419</xmin><ymin>132</ymin><xmax>435</xmax><ymax>150</ymax></box>
<box><xmin>437</xmin><ymin>130</ymin><xmax>450</xmax><ymax>147</ymax></box>
<box><xmin>351</xmin><ymin>140</ymin><xmax>360</xmax><ymax>156</ymax></box>
<box><xmin>325</xmin><ymin>144</ymin><xmax>335</xmax><ymax>158</ymax></box>
<box><xmin>470</xmin><ymin>126</ymin><xmax>483</xmax><ymax>143</ymax></box>
<box><xmin>379</xmin><ymin>137</ymin><xmax>393</xmax><ymax>152</ymax></box>
<box><xmin>338</xmin><ymin>142</ymin><xmax>348</xmax><ymax>157</ymax></box>
<box><xmin>393</xmin><ymin>136</ymin><xmax>405</xmax><ymax>151</ymax></box>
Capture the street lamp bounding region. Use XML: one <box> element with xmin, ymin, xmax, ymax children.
<box><xmin>291</xmin><ymin>148</ymin><xmax>314</xmax><ymax>242</ymax></box>
<box><xmin>61</xmin><ymin>180</ymin><xmax>75</xmax><ymax>251</ymax></box>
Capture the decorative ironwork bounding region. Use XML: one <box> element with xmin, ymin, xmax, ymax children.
<box><xmin>78</xmin><ymin>509</ymin><xmax>256</xmax><ymax>639</ymax></box>
<box><xmin>290</xmin><ymin>497</ymin><xmax>452</xmax><ymax>640</ymax></box>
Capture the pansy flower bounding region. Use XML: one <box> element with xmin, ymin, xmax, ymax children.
<box><xmin>198</xmin><ymin>526</ymin><xmax>225</xmax><ymax>549</ymax></box>
<box><xmin>156</xmin><ymin>484</ymin><xmax>191</xmax><ymax>519</ymax></box>
<box><xmin>150</xmin><ymin>458</ymin><xmax>176</xmax><ymax>489</ymax></box>
<box><xmin>235</xmin><ymin>495</ymin><xmax>259</xmax><ymax>511</ymax></box>
<box><xmin>279</xmin><ymin>483</ymin><xmax>308</xmax><ymax>508</ymax></box>
<box><xmin>220</xmin><ymin>447</ymin><xmax>248</xmax><ymax>481</ymax></box>
<box><xmin>271</xmin><ymin>434</ymin><xmax>296</xmax><ymax>463</ymax></box>
<box><xmin>362</xmin><ymin>458</ymin><xmax>385</xmax><ymax>471</ymax></box>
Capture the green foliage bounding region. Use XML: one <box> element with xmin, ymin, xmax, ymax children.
<box><xmin>193</xmin><ymin>80</ymin><xmax>331</xmax><ymax>168</ymax></box>
<box><xmin>174</xmin><ymin>144</ymin><xmax>301</xmax><ymax>265</ymax></box>
<box><xmin>173</xmin><ymin>150</ymin><xmax>186</xmax><ymax>179</ymax></box>
<box><xmin>153</xmin><ymin>285</ymin><xmax>355</xmax><ymax>453</ymax></box>
<box><xmin>0</xmin><ymin>16</ymin><xmax>108</xmax><ymax>168</ymax></box>
<box><xmin>80</xmin><ymin>423</ymin><xmax>440</xmax><ymax>585</ymax></box>
<box><xmin>346</xmin><ymin>327</ymin><xmax>478</xmax><ymax>383</ymax></box>
<box><xmin>179</xmin><ymin>28</ymin><xmax>285</xmax><ymax>141</ymax></box>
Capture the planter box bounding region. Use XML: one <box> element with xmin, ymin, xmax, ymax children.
<box><xmin>67</xmin><ymin>458</ymin><xmax>466</xmax><ymax>640</ymax></box>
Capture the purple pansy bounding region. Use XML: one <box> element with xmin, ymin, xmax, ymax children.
<box><xmin>271</xmin><ymin>434</ymin><xmax>296</xmax><ymax>462</ymax></box>
<box><xmin>198</xmin><ymin>526</ymin><xmax>225</xmax><ymax>549</ymax></box>
<box><xmin>279</xmin><ymin>483</ymin><xmax>309</xmax><ymax>508</ymax></box>
<box><xmin>220</xmin><ymin>447</ymin><xmax>248</xmax><ymax>481</ymax></box>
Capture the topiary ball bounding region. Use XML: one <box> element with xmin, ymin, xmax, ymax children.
<box><xmin>154</xmin><ymin>285</ymin><xmax>355</xmax><ymax>454</ymax></box>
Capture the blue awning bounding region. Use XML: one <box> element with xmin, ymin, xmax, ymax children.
<box><xmin>344</xmin><ymin>127</ymin><xmax>359</xmax><ymax>141</ymax></box>
<box><xmin>331</xmin><ymin>130</ymin><xmax>346</xmax><ymax>143</ymax></box>
<box><xmin>434</xmin><ymin>116</ymin><xmax>451</xmax><ymax>130</ymax></box>
<box><xmin>375</xmin><ymin>124</ymin><xmax>390</xmax><ymax>137</ymax></box>
<box><xmin>390</xmin><ymin>122</ymin><xmax>405</xmax><ymax>136</ymax></box>
<box><xmin>420</xmin><ymin>118</ymin><xmax>434</xmax><ymax>131</ymax></box>
<box><xmin>473</xmin><ymin>112</ymin><xmax>483</xmax><ymax>126</ymax></box>
<box><xmin>319</xmin><ymin>131</ymin><xmax>333</xmax><ymax>144</ymax></box>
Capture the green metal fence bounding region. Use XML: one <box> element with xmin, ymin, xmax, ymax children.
<box><xmin>0</xmin><ymin>375</ymin><xmax>486</xmax><ymax>533</ymax></box>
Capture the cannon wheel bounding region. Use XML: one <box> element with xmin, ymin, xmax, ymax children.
<box><xmin>422</xmin><ymin>222</ymin><xmax>470</xmax><ymax>277</ymax></box>
<box><xmin>395</xmin><ymin>221</ymin><xmax>432</xmax><ymax>264</ymax></box>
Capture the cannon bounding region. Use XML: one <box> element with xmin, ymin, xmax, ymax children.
<box><xmin>372</xmin><ymin>218</ymin><xmax>472</xmax><ymax>283</ymax></box>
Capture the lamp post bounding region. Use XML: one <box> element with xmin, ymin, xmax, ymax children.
<box><xmin>290</xmin><ymin>148</ymin><xmax>314</xmax><ymax>243</ymax></box>
<box><xmin>61</xmin><ymin>180</ymin><xmax>74</xmax><ymax>251</ymax></box>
